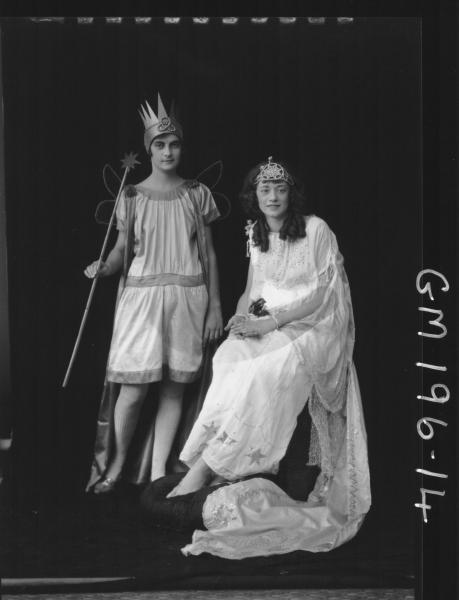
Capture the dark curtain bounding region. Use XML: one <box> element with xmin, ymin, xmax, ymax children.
<box><xmin>2</xmin><ymin>17</ymin><xmax>420</xmax><ymax>548</ymax></box>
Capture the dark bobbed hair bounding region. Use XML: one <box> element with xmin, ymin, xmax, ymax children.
<box><xmin>239</xmin><ymin>161</ymin><xmax>308</xmax><ymax>252</ymax></box>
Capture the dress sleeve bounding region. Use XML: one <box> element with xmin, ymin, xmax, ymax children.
<box><xmin>198</xmin><ymin>184</ymin><xmax>221</xmax><ymax>225</ymax></box>
<box><xmin>311</xmin><ymin>218</ymin><xmax>340</xmax><ymax>284</ymax></box>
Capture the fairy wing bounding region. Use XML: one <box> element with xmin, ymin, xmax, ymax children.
<box><xmin>95</xmin><ymin>154</ymin><xmax>139</xmax><ymax>225</ymax></box>
<box><xmin>195</xmin><ymin>160</ymin><xmax>224</xmax><ymax>190</ymax></box>
<box><xmin>194</xmin><ymin>160</ymin><xmax>231</xmax><ymax>221</ymax></box>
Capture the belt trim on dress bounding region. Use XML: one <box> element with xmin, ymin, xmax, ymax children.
<box><xmin>125</xmin><ymin>273</ymin><xmax>205</xmax><ymax>287</ymax></box>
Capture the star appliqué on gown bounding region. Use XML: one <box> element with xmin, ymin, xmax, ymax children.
<box><xmin>202</xmin><ymin>422</ymin><xmax>219</xmax><ymax>438</ymax></box>
<box><xmin>217</xmin><ymin>431</ymin><xmax>237</xmax><ymax>444</ymax></box>
<box><xmin>247</xmin><ymin>448</ymin><xmax>266</xmax><ymax>465</ymax></box>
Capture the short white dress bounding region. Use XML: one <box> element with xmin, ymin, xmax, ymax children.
<box><xmin>106</xmin><ymin>182</ymin><xmax>219</xmax><ymax>384</ymax></box>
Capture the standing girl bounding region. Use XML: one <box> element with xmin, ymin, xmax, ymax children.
<box><xmin>85</xmin><ymin>95</ymin><xmax>222</xmax><ymax>493</ymax></box>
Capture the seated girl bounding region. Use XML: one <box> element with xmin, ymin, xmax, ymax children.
<box><xmin>167</xmin><ymin>158</ymin><xmax>366</xmax><ymax>504</ymax></box>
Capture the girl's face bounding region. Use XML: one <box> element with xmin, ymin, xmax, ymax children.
<box><xmin>256</xmin><ymin>180</ymin><xmax>290</xmax><ymax>220</ymax></box>
<box><xmin>150</xmin><ymin>133</ymin><xmax>182</xmax><ymax>172</ymax></box>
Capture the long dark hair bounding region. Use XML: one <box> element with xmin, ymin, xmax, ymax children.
<box><xmin>239</xmin><ymin>161</ymin><xmax>308</xmax><ymax>252</ymax></box>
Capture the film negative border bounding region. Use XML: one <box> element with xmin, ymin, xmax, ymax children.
<box><xmin>24</xmin><ymin>17</ymin><xmax>354</xmax><ymax>25</ymax></box>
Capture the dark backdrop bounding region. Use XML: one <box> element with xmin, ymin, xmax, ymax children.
<box><xmin>1</xmin><ymin>17</ymin><xmax>421</xmax><ymax>578</ymax></box>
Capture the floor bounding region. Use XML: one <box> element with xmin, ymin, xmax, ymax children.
<box><xmin>2</xmin><ymin>589</ymin><xmax>416</xmax><ymax>600</ymax></box>
<box><xmin>1</xmin><ymin>470</ymin><xmax>415</xmax><ymax>594</ymax></box>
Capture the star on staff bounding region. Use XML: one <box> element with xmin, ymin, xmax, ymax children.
<box><xmin>121</xmin><ymin>152</ymin><xmax>140</xmax><ymax>171</ymax></box>
<box><xmin>247</xmin><ymin>448</ymin><xmax>266</xmax><ymax>465</ymax></box>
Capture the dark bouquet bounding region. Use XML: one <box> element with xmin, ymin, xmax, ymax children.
<box><xmin>248</xmin><ymin>298</ymin><xmax>270</xmax><ymax>317</ymax></box>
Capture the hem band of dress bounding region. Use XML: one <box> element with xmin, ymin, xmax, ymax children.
<box><xmin>107</xmin><ymin>364</ymin><xmax>201</xmax><ymax>384</ymax></box>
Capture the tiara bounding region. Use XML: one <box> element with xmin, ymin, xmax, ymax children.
<box><xmin>138</xmin><ymin>93</ymin><xmax>183</xmax><ymax>151</ymax></box>
<box><xmin>255</xmin><ymin>156</ymin><xmax>293</xmax><ymax>185</ymax></box>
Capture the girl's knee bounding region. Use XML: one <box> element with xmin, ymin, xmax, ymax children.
<box><xmin>160</xmin><ymin>379</ymin><xmax>185</xmax><ymax>399</ymax></box>
<box><xmin>119</xmin><ymin>383</ymin><xmax>148</xmax><ymax>405</ymax></box>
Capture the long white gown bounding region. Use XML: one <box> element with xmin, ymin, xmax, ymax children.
<box><xmin>179</xmin><ymin>215</ymin><xmax>371</xmax><ymax>559</ymax></box>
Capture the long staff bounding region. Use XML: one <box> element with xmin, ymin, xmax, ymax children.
<box><xmin>62</xmin><ymin>153</ymin><xmax>139</xmax><ymax>388</ymax></box>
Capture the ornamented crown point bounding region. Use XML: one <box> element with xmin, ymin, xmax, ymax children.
<box><xmin>157</xmin><ymin>93</ymin><xmax>168</xmax><ymax>120</ymax></box>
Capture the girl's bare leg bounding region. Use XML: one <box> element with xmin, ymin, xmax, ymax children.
<box><xmin>104</xmin><ymin>383</ymin><xmax>149</xmax><ymax>481</ymax></box>
<box><xmin>166</xmin><ymin>457</ymin><xmax>213</xmax><ymax>497</ymax></box>
<box><xmin>150</xmin><ymin>379</ymin><xmax>185</xmax><ymax>481</ymax></box>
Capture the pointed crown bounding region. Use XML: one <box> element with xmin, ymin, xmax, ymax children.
<box><xmin>138</xmin><ymin>93</ymin><xmax>183</xmax><ymax>152</ymax></box>
<box><xmin>255</xmin><ymin>156</ymin><xmax>293</xmax><ymax>185</ymax></box>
